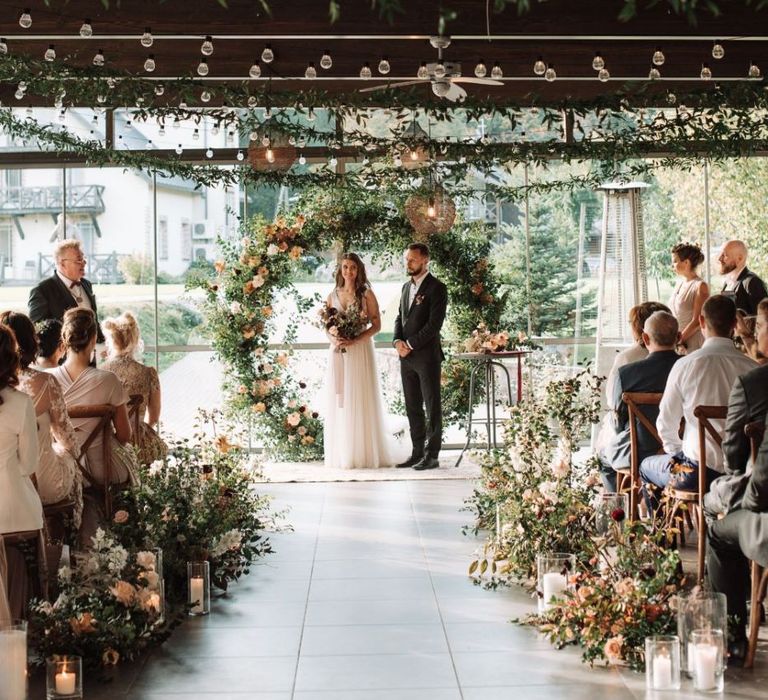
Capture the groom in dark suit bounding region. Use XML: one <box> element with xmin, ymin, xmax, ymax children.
<box><xmin>393</xmin><ymin>243</ymin><xmax>448</xmax><ymax>470</ymax></box>
<box><xmin>28</xmin><ymin>238</ymin><xmax>105</xmax><ymax>343</ymax></box>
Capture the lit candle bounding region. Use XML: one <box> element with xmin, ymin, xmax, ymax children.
<box><xmin>190</xmin><ymin>576</ymin><xmax>205</xmax><ymax>614</ymax></box>
<box><xmin>652</xmin><ymin>654</ymin><xmax>673</xmax><ymax>690</ymax></box>
<box><xmin>55</xmin><ymin>667</ymin><xmax>76</xmax><ymax>695</ymax></box>
<box><xmin>0</xmin><ymin>628</ymin><xmax>26</xmax><ymax>700</ymax></box>
<box><xmin>693</xmin><ymin>643</ymin><xmax>718</xmax><ymax>690</ymax></box>
<box><xmin>542</xmin><ymin>572</ymin><xmax>567</xmax><ymax>609</ymax></box>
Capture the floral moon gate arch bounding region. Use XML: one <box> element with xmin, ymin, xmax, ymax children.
<box><xmin>194</xmin><ymin>184</ymin><xmax>509</xmax><ymax>461</ymax></box>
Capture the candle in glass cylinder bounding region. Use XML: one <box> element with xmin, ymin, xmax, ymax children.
<box><xmin>0</xmin><ymin>627</ymin><xmax>26</xmax><ymax>700</ymax></box>
<box><xmin>652</xmin><ymin>654</ymin><xmax>673</xmax><ymax>689</ymax></box>
<box><xmin>190</xmin><ymin>576</ymin><xmax>205</xmax><ymax>614</ymax></box>
<box><xmin>55</xmin><ymin>668</ymin><xmax>76</xmax><ymax>695</ymax></box>
<box><xmin>542</xmin><ymin>572</ymin><xmax>567</xmax><ymax>607</ymax></box>
<box><xmin>693</xmin><ymin>644</ymin><xmax>718</xmax><ymax>690</ymax></box>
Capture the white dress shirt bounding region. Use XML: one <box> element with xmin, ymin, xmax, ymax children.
<box><xmin>57</xmin><ymin>270</ymin><xmax>92</xmax><ymax>311</ymax></box>
<box><xmin>723</xmin><ymin>264</ymin><xmax>747</xmax><ymax>291</ymax></box>
<box><xmin>657</xmin><ymin>336</ymin><xmax>757</xmax><ymax>471</ymax></box>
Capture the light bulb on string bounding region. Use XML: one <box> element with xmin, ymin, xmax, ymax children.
<box><xmin>172</xmin><ymin>117</ymin><xmax>180</xmax><ymax>129</ymax></box>
<box><xmin>667</xmin><ymin>91</ymin><xmax>676</xmax><ymax>105</ymax></box>
<box><xmin>533</xmin><ymin>56</ymin><xmax>546</xmax><ymax>75</ymax></box>
<box><xmin>175</xmin><ymin>144</ymin><xmax>183</xmax><ymax>155</ymax></box>
<box><xmin>544</xmin><ymin>64</ymin><xmax>557</xmax><ymax>82</ymax></box>
<box><xmin>749</xmin><ymin>61</ymin><xmax>761</xmax><ymax>79</ymax></box>
<box><xmin>648</xmin><ymin>66</ymin><xmax>661</xmax><ymax>80</ymax></box>
<box><xmin>297</xmin><ymin>136</ymin><xmax>306</xmax><ymax>148</ymax></box>
<box><xmin>97</xmin><ymin>93</ymin><xmax>106</xmax><ymax>104</ymax></box>
<box><xmin>236</xmin><ymin>150</ymin><xmax>244</xmax><ymax>161</ymax></box>
<box><xmin>249</xmin><ymin>131</ymin><xmax>258</xmax><ymax>141</ymax></box>
<box><xmin>158</xmin><ymin>125</ymin><xmax>165</xmax><ymax>136</ymax></box>
<box><xmin>141</xmin><ymin>27</ymin><xmax>153</xmax><ymax>48</ymax></box>
<box><xmin>192</xmin><ymin>128</ymin><xmax>200</xmax><ymax>141</ymax></box>
<box><xmin>197</xmin><ymin>58</ymin><xmax>209</xmax><ymax>76</ymax></box>
<box><xmin>261</xmin><ymin>44</ymin><xmax>274</xmax><ymax>63</ymax></box>
<box><xmin>201</xmin><ymin>35</ymin><xmax>214</xmax><ymax>56</ymax></box>
<box><xmin>91</xmin><ymin>113</ymin><xmax>98</xmax><ymax>124</ymax></box>
<box><xmin>58</xmin><ymin>109</ymin><xmax>65</xmax><ymax>122</ymax></box>
<box><xmin>393</xmin><ymin>153</ymin><xmax>402</xmax><ymax>167</ymax></box>
<box><xmin>125</xmin><ymin>119</ymin><xmax>133</xmax><ymax>129</ymax></box>
<box><xmin>226</xmin><ymin>131</ymin><xmax>234</xmax><ymax>143</ymax></box>
<box><xmin>249</xmin><ymin>60</ymin><xmax>261</xmax><ymax>79</ymax></box>
<box><xmin>44</xmin><ymin>44</ymin><xmax>56</xmax><ymax>61</ymax></box>
<box><xmin>261</xmin><ymin>134</ymin><xmax>270</xmax><ymax>146</ymax></box>
<box><xmin>25</xmin><ymin>107</ymin><xmax>33</xmax><ymax>116</ymax></box>
<box><xmin>712</xmin><ymin>40</ymin><xmax>725</xmax><ymax>60</ymax></box>
<box><xmin>247</xmin><ymin>95</ymin><xmax>257</xmax><ymax>107</ymax></box>
<box><xmin>409</xmin><ymin>148</ymin><xmax>419</xmax><ymax>161</ymax></box>
<box><xmin>320</xmin><ymin>50</ymin><xmax>332</xmax><ymax>69</ymax></box>
<box><xmin>592</xmin><ymin>52</ymin><xmax>604</xmax><ymax>71</ymax></box>
<box><xmin>264</xmin><ymin>106</ymin><xmax>272</xmax><ymax>118</ymax></box>
<box><xmin>265</xmin><ymin>147</ymin><xmax>275</xmax><ymax>163</ymax></box>
<box><xmin>598</xmin><ymin>67</ymin><xmax>610</xmax><ymax>82</ymax></box>
<box><xmin>211</xmin><ymin>123</ymin><xmax>220</xmax><ymax>135</ymax></box>
<box><xmin>206</xmin><ymin>148</ymin><xmax>213</xmax><ymax>158</ymax></box>
<box><xmin>417</xmin><ymin>62</ymin><xmax>429</xmax><ymax>79</ymax></box>
<box><xmin>93</xmin><ymin>49</ymin><xmax>105</xmax><ymax>66</ymax></box>
<box><xmin>378</xmin><ymin>56</ymin><xmax>390</xmax><ymax>74</ymax></box>
<box><xmin>298</xmin><ymin>152</ymin><xmax>306</xmax><ymax>165</ymax></box>
<box><xmin>14</xmin><ymin>89</ymin><xmax>23</xmax><ymax>100</ymax></box>
<box><xmin>652</xmin><ymin>46</ymin><xmax>665</xmax><ymax>66</ymax></box>
<box><xmin>200</xmin><ymin>90</ymin><xmax>211</xmax><ymax>103</ymax></box>
<box><xmin>434</xmin><ymin>61</ymin><xmax>446</xmax><ymax>78</ymax></box>
<box><xmin>144</xmin><ymin>54</ymin><xmax>155</xmax><ymax>72</ymax></box>
<box><xmin>80</xmin><ymin>19</ymin><xmax>93</xmax><ymax>37</ymax></box>
<box><xmin>360</xmin><ymin>62</ymin><xmax>372</xmax><ymax>79</ymax></box>
<box><xmin>19</xmin><ymin>9</ymin><xmax>31</xmax><ymax>29</ymax></box>
<box><xmin>474</xmin><ymin>60</ymin><xmax>487</xmax><ymax>78</ymax></box>
<box><xmin>329</xmin><ymin>155</ymin><xmax>337</xmax><ymax>167</ymax></box>
<box><xmin>700</xmin><ymin>62</ymin><xmax>712</xmax><ymax>80</ymax></box>
<box><xmin>154</xmin><ymin>83</ymin><xmax>165</xmax><ymax>96</ymax></box>
<box><xmin>0</xmin><ymin>38</ymin><xmax>7</xmax><ymax>55</ymax></box>
<box><xmin>305</xmin><ymin>61</ymin><xmax>317</xmax><ymax>79</ymax></box>
<box><xmin>427</xmin><ymin>197</ymin><xmax>436</xmax><ymax>219</ymax></box>
<box><xmin>490</xmin><ymin>62</ymin><xmax>503</xmax><ymax>79</ymax></box>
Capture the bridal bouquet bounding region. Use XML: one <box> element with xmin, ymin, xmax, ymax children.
<box><xmin>317</xmin><ymin>301</ymin><xmax>368</xmax><ymax>352</ymax></box>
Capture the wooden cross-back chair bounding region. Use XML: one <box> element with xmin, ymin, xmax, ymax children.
<box><xmin>745</xmin><ymin>419</ymin><xmax>767</xmax><ymax>670</ymax></box>
<box><xmin>621</xmin><ymin>391</ymin><xmax>664</xmax><ymax>521</ymax></box>
<box><xmin>68</xmin><ymin>404</ymin><xmax>116</xmax><ymax>519</ymax></box>
<box><xmin>2</xmin><ymin>528</ymin><xmax>48</xmax><ymax>604</ymax></box>
<box><xmin>126</xmin><ymin>394</ymin><xmax>142</xmax><ymax>449</ymax></box>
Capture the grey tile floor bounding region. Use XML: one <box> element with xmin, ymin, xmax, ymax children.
<box><xmin>30</xmin><ymin>479</ymin><xmax>768</xmax><ymax>699</ymax></box>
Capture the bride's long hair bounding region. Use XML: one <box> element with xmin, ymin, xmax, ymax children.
<box><xmin>334</xmin><ymin>252</ymin><xmax>370</xmax><ymax>301</ymax></box>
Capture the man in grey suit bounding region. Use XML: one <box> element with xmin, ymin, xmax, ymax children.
<box><xmin>707</xmin><ymin>299</ymin><xmax>768</xmax><ymax>662</ymax></box>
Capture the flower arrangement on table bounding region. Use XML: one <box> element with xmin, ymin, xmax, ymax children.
<box><xmin>317</xmin><ymin>300</ymin><xmax>369</xmax><ymax>353</ymax></box>
<box><xmin>28</xmin><ymin>530</ymin><xmax>167</xmax><ymax>668</ymax></box>
<box><xmin>521</xmin><ymin>520</ymin><xmax>686</xmax><ymax>671</ymax></box>
<box><xmin>461</xmin><ymin>322</ymin><xmax>538</xmax><ymax>354</ymax></box>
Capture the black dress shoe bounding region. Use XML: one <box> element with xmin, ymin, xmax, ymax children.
<box><xmin>396</xmin><ymin>456</ymin><xmax>423</xmax><ymax>469</ymax></box>
<box><xmin>413</xmin><ymin>456</ymin><xmax>440</xmax><ymax>471</ymax></box>
<box><xmin>728</xmin><ymin>638</ymin><xmax>748</xmax><ymax>667</ymax></box>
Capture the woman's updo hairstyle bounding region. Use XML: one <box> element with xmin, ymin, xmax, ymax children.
<box><xmin>0</xmin><ymin>311</ymin><xmax>38</xmax><ymax>368</ymax></box>
<box><xmin>102</xmin><ymin>311</ymin><xmax>141</xmax><ymax>356</ymax></box>
<box><xmin>671</xmin><ymin>242</ymin><xmax>705</xmax><ymax>269</ymax></box>
<box><xmin>62</xmin><ymin>308</ymin><xmax>98</xmax><ymax>353</ymax></box>
<box><xmin>36</xmin><ymin>318</ymin><xmax>63</xmax><ymax>359</ymax></box>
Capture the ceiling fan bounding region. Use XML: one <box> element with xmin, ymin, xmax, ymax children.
<box><xmin>358</xmin><ymin>35</ymin><xmax>503</xmax><ymax>102</ymax></box>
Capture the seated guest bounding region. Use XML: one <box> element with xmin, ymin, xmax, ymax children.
<box><xmin>0</xmin><ymin>312</ymin><xmax>80</xmax><ymax>514</ymax></box>
<box><xmin>707</xmin><ymin>410</ymin><xmax>768</xmax><ymax>662</ymax></box>
<box><xmin>707</xmin><ymin>298</ymin><xmax>768</xmax><ymax>516</ymax></box>
<box><xmin>101</xmin><ymin>311</ymin><xmax>167</xmax><ymax>465</ymax></box>
<box><xmin>48</xmin><ymin>309</ymin><xmax>137</xmax><ymax>541</ymax></box>
<box><xmin>669</xmin><ymin>242</ymin><xmax>709</xmax><ymax>353</ymax></box>
<box><xmin>35</xmin><ymin>318</ymin><xmax>65</xmax><ymax>369</ymax></box>
<box><xmin>0</xmin><ymin>324</ymin><xmax>43</xmax><ymax>619</ymax></box>
<box><xmin>640</xmin><ymin>295</ymin><xmax>758</xmax><ymax>511</ymax></box>
<box><xmin>599</xmin><ymin>311</ymin><xmax>681</xmax><ymax>491</ymax></box>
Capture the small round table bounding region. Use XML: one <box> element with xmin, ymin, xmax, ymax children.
<box><xmin>453</xmin><ymin>350</ymin><xmax>531</xmax><ymax>467</ymax></box>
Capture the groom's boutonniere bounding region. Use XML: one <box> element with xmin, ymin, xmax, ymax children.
<box><xmin>414</xmin><ymin>294</ymin><xmax>425</xmax><ymax>306</ymax></box>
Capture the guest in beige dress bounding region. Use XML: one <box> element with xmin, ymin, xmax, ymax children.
<box><xmin>48</xmin><ymin>309</ymin><xmax>137</xmax><ymax>541</ymax></box>
<box><xmin>35</xmin><ymin>318</ymin><xmax>65</xmax><ymax>369</ymax></box>
<box><xmin>102</xmin><ymin>311</ymin><xmax>168</xmax><ymax>465</ymax></box>
<box><xmin>669</xmin><ymin>242</ymin><xmax>709</xmax><ymax>353</ymax></box>
<box><xmin>0</xmin><ymin>312</ymin><xmax>80</xmax><ymax>521</ymax></box>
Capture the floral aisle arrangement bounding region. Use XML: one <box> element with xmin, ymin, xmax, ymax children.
<box><xmin>461</xmin><ymin>322</ymin><xmax>538</xmax><ymax>354</ymax></box>
<box><xmin>522</xmin><ymin>520</ymin><xmax>686</xmax><ymax>671</ymax></box>
<box><xmin>28</xmin><ymin>530</ymin><xmax>167</xmax><ymax>668</ymax></box>
<box><xmin>467</xmin><ymin>368</ymin><xmax>604</xmax><ymax>588</ymax></box>
<box><xmin>112</xmin><ymin>419</ymin><xmax>283</xmax><ymax>602</ymax></box>
<box><xmin>191</xmin><ymin>215</ymin><xmax>323</xmax><ymax>461</ymax></box>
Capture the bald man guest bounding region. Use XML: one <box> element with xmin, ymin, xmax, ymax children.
<box><xmin>718</xmin><ymin>239</ymin><xmax>767</xmax><ymax>316</ymax></box>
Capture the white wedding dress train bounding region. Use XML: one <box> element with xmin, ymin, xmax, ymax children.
<box><xmin>323</xmin><ymin>291</ymin><xmax>400</xmax><ymax>469</ymax></box>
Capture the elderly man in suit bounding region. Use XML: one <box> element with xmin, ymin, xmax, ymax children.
<box><xmin>393</xmin><ymin>243</ymin><xmax>448</xmax><ymax>471</ymax></box>
<box><xmin>28</xmin><ymin>238</ymin><xmax>104</xmax><ymax>343</ymax></box>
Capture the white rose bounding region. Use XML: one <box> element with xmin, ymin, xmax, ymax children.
<box><xmin>252</xmin><ymin>275</ymin><xmax>266</xmax><ymax>289</ymax></box>
<box><xmin>266</xmin><ymin>243</ymin><xmax>280</xmax><ymax>256</ymax></box>
<box><xmin>287</xmin><ymin>412</ymin><xmax>301</xmax><ymax>427</ymax></box>
<box><xmin>136</xmin><ymin>550</ymin><xmax>156</xmax><ymax>570</ymax></box>
<box><xmin>230</xmin><ymin>301</ymin><xmax>242</xmax><ymax>315</ymax></box>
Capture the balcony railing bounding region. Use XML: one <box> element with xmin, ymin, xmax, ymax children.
<box><xmin>0</xmin><ymin>184</ymin><xmax>106</xmax><ymax>215</ymax></box>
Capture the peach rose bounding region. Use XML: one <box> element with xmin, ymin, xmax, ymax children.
<box><xmin>604</xmin><ymin>635</ymin><xmax>624</xmax><ymax>663</ymax></box>
<box><xmin>110</xmin><ymin>580</ymin><xmax>136</xmax><ymax>606</ymax></box>
<box><xmin>289</xmin><ymin>245</ymin><xmax>303</xmax><ymax>260</ymax></box>
<box><xmin>113</xmin><ymin>510</ymin><xmax>129</xmax><ymax>524</ymax></box>
<box><xmin>214</xmin><ymin>260</ymin><xmax>225</xmax><ymax>273</ymax></box>
<box><xmin>287</xmin><ymin>412</ymin><xmax>301</xmax><ymax>427</ymax></box>
<box><xmin>262</xmin><ymin>306</ymin><xmax>273</xmax><ymax>318</ymax></box>
<box><xmin>69</xmin><ymin>612</ymin><xmax>97</xmax><ymax>635</ymax></box>
<box><xmin>252</xmin><ymin>402</ymin><xmax>266</xmax><ymax>413</ymax></box>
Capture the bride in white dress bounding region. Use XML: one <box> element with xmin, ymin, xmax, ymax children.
<box><xmin>323</xmin><ymin>253</ymin><xmax>395</xmax><ymax>469</ymax></box>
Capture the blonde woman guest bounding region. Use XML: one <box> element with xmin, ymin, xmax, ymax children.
<box><xmin>669</xmin><ymin>242</ymin><xmax>709</xmax><ymax>353</ymax></box>
<box><xmin>101</xmin><ymin>311</ymin><xmax>167</xmax><ymax>465</ymax></box>
<box><xmin>35</xmin><ymin>318</ymin><xmax>65</xmax><ymax>369</ymax></box>
<box><xmin>0</xmin><ymin>312</ymin><xmax>80</xmax><ymax>518</ymax></box>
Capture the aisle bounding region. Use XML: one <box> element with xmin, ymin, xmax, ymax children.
<box><xmin>54</xmin><ymin>480</ymin><xmax>767</xmax><ymax>699</ymax></box>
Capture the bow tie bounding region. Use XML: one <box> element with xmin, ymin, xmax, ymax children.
<box><xmin>69</xmin><ymin>281</ymin><xmax>79</xmax><ymax>289</ymax></box>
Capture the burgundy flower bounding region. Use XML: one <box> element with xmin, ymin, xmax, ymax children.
<box><xmin>311</xmin><ymin>411</ymin><xmax>319</xmax><ymax>419</ymax></box>
<box><xmin>611</xmin><ymin>507</ymin><xmax>626</xmax><ymax>522</ymax></box>
<box><xmin>299</xmin><ymin>382</ymin><xmax>307</xmax><ymax>389</ymax></box>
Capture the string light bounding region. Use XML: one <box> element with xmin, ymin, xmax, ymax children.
<box><xmin>298</xmin><ymin>153</ymin><xmax>306</xmax><ymax>165</ymax></box>
<box><xmin>44</xmin><ymin>44</ymin><xmax>56</xmax><ymax>62</ymax></box>
<box><xmin>158</xmin><ymin>125</ymin><xmax>165</xmax><ymax>136</ymax></box>
<box><xmin>0</xmin><ymin>38</ymin><xmax>8</xmax><ymax>55</ymax></box>
<box><xmin>197</xmin><ymin>58</ymin><xmax>209</xmax><ymax>76</ymax></box>
<box><xmin>18</xmin><ymin>9</ymin><xmax>31</xmax><ymax>29</ymax></box>
<box><xmin>265</xmin><ymin>147</ymin><xmax>275</xmax><ymax>163</ymax></box>
<box><xmin>700</xmin><ymin>62</ymin><xmax>712</xmax><ymax>80</ymax></box>
<box><xmin>154</xmin><ymin>84</ymin><xmax>165</xmax><ymax>96</ymax></box>
<box><xmin>378</xmin><ymin>57</ymin><xmax>390</xmax><ymax>74</ymax></box>
<box><xmin>474</xmin><ymin>60</ymin><xmax>487</xmax><ymax>78</ymax></box>
<box><xmin>533</xmin><ymin>56</ymin><xmax>546</xmax><ymax>76</ymax></box>
<box><xmin>360</xmin><ymin>62</ymin><xmax>372</xmax><ymax>79</ymax></box>
<box><xmin>417</xmin><ymin>62</ymin><xmax>429</xmax><ymax>79</ymax></box>
<box><xmin>426</xmin><ymin>196</ymin><xmax>436</xmax><ymax>219</ymax></box>
<box><xmin>305</xmin><ymin>61</ymin><xmax>317</xmax><ymax>79</ymax></box>
<box><xmin>261</xmin><ymin>134</ymin><xmax>271</xmax><ymax>146</ymax></box>
<box><xmin>261</xmin><ymin>44</ymin><xmax>274</xmax><ymax>63</ymax></box>
<box><xmin>648</xmin><ymin>66</ymin><xmax>661</xmax><ymax>80</ymax></box>
<box><xmin>712</xmin><ymin>40</ymin><xmax>725</xmax><ymax>60</ymax></box>
<box><xmin>175</xmin><ymin>144</ymin><xmax>183</xmax><ymax>155</ymax></box>
<box><xmin>652</xmin><ymin>46</ymin><xmax>665</xmax><ymax>66</ymax></box>
<box><xmin>434</xmin><ymin>61</ymin><xmax>446</xmax><ymax>79</ymax></box>
<box><xmin>206</xmin><ymin>148</ymin><xmax>214</xmax><ymax>158</ymax></box>
<box><xmin>192</xmin><ymin>128</ymin><xmax>200</xmax><ymax>141</ymax></box>
<box><xmin>141</xmin><ymin>27</ymin><xmax>153</xmax><ymax>48</ymax></box>
<box><xmin>393</xmin><ymin>153</ymin><xmax>402</xmax><ymax>167</ymax></box>
<box><xmin>80</xmin><ymin>19</ymin><xmax>93</xmax><ymax>37</ymax></box>
<box><xmin>211</xmin><ymin>123</ymin><xmax>220</xmax><ymax>135</ymax></box>
<box><xmin>749</xmin><ymin>61</ymin><xmax>761</xmax><ymax>79</ymax></box>
<box><xmin>544</xmin><ymin>64</ymin><xmax>557</xmax><ymax>82</ymax></box>
<box><xmin>409</xmin><ymin>148</ymin><xmax>419</xmax><ymax>161</ymax></box>
<box><xmin>93</xmin><ymin>49</ymin><xmax>105</xmax><ymax>67</ymax></box>
<box><xmin>329</xmin><ymin>155</ymin><xmax>337</xmax><ymax>167</ymax></box>
<box><xmin>320</xmin><ymin>50</ymin><xmax>332</xmax><ymax>70</ymax></box>
<box><xmin>598</xmin><ymin>67</ymin><xmax>610</xmax><ymax>82</ymax></box>
<box><xmin>592</xmin><ymin>52</ymin><xmax>605</xmax><ymax>71</ymax></box>
<box><xmin>236</xmin><ymin>150</ymin><xmax>244</xmax><ymax>161</ymax></box>
<box><xmin>249</xmin><ymin>61</ymin><xmax>261</xmax><ymax>78</ymax></box>
<box><xmin>490</xmin><ymin>62</ymin><xmax>503</xmax><ymax>79</ymax></box>
<box><xmin>144</xmin><ymin>54</ymin><xmax>156</xmax><ymax>72</ymax></box>
<box><xmin>200</xmin><ymin>90</ymin><xmax>211</xmax><ymax>103</ymax></box>
<box><xmin>201</xmin><ymin>35</ymin><xmax>214</xmax><ymax>56</ymax></box>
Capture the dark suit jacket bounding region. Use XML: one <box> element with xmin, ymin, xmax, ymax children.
<box><xmin>721</xmin><ymin>267</ymin><xmax>768</xmax><ymax>316</ymax></box>
<box><xmin>28</xmin><ymin>273</ymin><xmax>104</xmax><ymax>343</ymax></box>
<box><xmin>603</xmin><ymin>350</ymin><xmax>680</xmax><ymax>467</ymax></box>
<box><xmin>393</xmin><ymin>273</ymin><xmax>448</xmax><ymax>364</ymax></box>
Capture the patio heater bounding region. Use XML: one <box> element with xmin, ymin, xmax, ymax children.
<box><xmin>594</xmin><ymin>182</ymin><xmax>650</xmax><ymax>379</ymax></box>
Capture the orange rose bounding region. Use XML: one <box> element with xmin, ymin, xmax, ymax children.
<box><xmin>69</xmin><ymin>612</ymin><xmax>97</xmax><ymax>635</ymax></box>
<box><xmin>214</xmin><ymin>260</ymin><xmax>225</xmax><ymax>273</ymax></box>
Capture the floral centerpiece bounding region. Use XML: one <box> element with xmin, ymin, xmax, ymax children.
<box><xmin>462</xmin><ymin>322</ymin><xmax>537</xmax><ymax>354</ymax></box>
<box><xmin>28</xmin><ymin>530</ymin><xmax>167</xmax><ymax>668</ymax></box>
